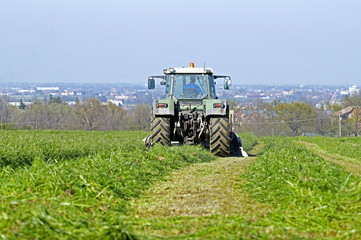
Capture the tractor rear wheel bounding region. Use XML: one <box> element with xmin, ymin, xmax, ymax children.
<box><xmin>210</xmin><ymin>117</ymin><xmax>230</xmax><ymax>157</ymax></box>
<box><xmin>150</xmin><ymin>117</ymin><xmax>171</xmax><ymax>147</ymax></box>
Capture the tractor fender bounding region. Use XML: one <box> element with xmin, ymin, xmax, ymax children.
<box><xmin>152</xmin><ymin>99</ymin><xmax>175</xmax><ymax>116</ymax></box>
<box><xmin>204</xmin><ymin>99</ymin><xmax>228</xmax><ymax>116</ymax></box>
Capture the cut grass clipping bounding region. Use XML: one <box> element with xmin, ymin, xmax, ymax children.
<box><xmin>124</xmin><ymin>157</ymin><xmax>269</xmax><ymax>239</ymax></box>
<box><xmin>242</xmin><ymin>137</ymin><xmax>361</xmax><ymax>238</ymax></box>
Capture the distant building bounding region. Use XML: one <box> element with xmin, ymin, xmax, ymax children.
<box><xmin>115</xmin><ymin>95</ymin><xmax>127</xmax><ymax>100</ymax></box>
<box><xmin>282</xmin><ymin>89</ymin><xmax>295</xmax><ymax>96</ymax></box>
<box><xmin>61</xmin><ymin>90</ymin><xmax>75</xmax><ymax>96</ymax></box>
<box><xmin>18</xmin><ymin>90</ymin><xmax>35</xmax><ymax>94</ymax></box>
<box><xmin>340</xmin><ymin>90</ymin><xmax>349</xmax><ymax>95</ymax></box>
<box><xmin>66</xmin><ymin>101</ymin><xmax>77</xmax><ymax>106</ymax></box>
<box><xmin>315</xmin><ymin>102</ymin><xmax>327</xmax><ymax>109</ymax></box>
<box><xmin>349</xmin><ymin>85</ymin><xmax>360</xmax><ymax>96</ymax></box>
<box><xmin>340</xmin><ymin>85</ymin><xmax>360</xmax><ymax>97</ymax></box>
<box><xmin>108</xmin><ymin>100</ymin><xmax>123</xmax><ymax>107</ymax></box>
<box><xmin>9</xmin><ymin>101</ymin><xmax>32</xmax><ymax>107</ymax></box>
<box><xmin>333</xmin><ymin>106</ymin><xmax>361</xmax><ymax>135</ymax></box>
<box><xmin>37</xmin><ymin>87</ymin><xmax>60</xmax><ymax>91</ymax></box>
<box><xmin>333</xmin><ymin>106</ymin><xmax>359</xmax><ymax>120</ymax></box>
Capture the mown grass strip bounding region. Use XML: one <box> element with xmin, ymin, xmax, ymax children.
<box><xmin>130</xmin><ymin>157</ymin><xmax>260</xmax><ymax>217</ymax></box>
<box><xmin>295</xmin><ymin>140</ymin><xmax>361</xmax><ymax>177</ymax></box>
<box><xmin>124</xmin><ymin>156</ymin><xmax>270</xmax><ymax>239</ymax></box>
<box><xmin>242</xmin><ymin>137</ymin><xmax>361</xmax><ymax>238</ymax></box>
<box><xmin>295</xmin><ymin>136</ymin><xmax>361</xmax><ymax>161</ymax></box>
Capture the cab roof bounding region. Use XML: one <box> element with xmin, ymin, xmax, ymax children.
<box><xmin>163</xmin><ymin>67</ymin><xmax>214</xmax><ymax>74</ymax></box>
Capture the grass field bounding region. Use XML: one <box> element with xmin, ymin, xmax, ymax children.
<box><xmin>242</xmin><ymin>137</ymin><xmax>361</xmax><ymax>238</ymax></box>
<box><xmin>238</xmin><ymin>132</ymin><xmax>258</xmax><ymax>153</ymax></box>
<box><xmin>0</xmin><ymin>131</ymin><xmax>215</xmax><ymax>239</ymax></box>
<box><xmin>295</xmin><ymin>136</ymin><xmax>361</xmax><ymax>160</ymax></box>
<box><xmin>1</xmin><ymin>131</ymin><xmax>360</xmax><ymax>239</ymax></box>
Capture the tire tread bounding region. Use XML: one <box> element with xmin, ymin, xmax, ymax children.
<box><xmin>210</xmin><ymin>117</ymin><xmax>230</xmax><ymax>157</ymax></box>
<box><xmin>150</xmin><ymin>117</ymin><xmax>171</xmax><ymax>146</ymax></box>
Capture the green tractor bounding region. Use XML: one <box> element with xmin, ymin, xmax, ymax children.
<box><xmin>145</xmin><ymin>63</ymin><xmax>247</xmax><ymax>157</ymax></box>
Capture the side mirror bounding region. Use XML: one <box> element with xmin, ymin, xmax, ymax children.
<box><xmin>224</xmin><ymin>78</ymin><xmax>231</xmax><ymax>90</ymax></box>
<box><xmin>148</xmin><ymin>77</ymin><xmax>155</xmax><ymax>89</ymax></box>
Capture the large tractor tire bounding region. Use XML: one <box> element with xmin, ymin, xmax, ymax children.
<box><xmin>210</xmin><ymin>117</ymin><xmax>230</xmax><ymax>157</ymax></box>
<box><xmin>150</xmin><ymin>117</ymin><xmax>171</xmax><ymax>147</ymax></box>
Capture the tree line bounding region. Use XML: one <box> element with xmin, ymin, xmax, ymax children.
<box><xmin>1</xmin><ymin>94</ymin><xmax>361</xmax><ymax>137</ymax></box>
<box><xmin>233</xmin><ymin>94</ymin><xmax>361</xmax><ymax>137</ymax></box>
<box><xmin>0</xmin><ymin>97</ymin><xmax>150</xmax><ymax>131</ymax></box>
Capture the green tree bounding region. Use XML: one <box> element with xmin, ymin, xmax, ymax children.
<box><xmin>274</xmin><ymin>102</ymin><xmax>318</xmax><ymax>136</ymax></box>
<box><xmin>130</xmin><ymin>103</ymin><xmax>150</xmax><ymax>131</ymax></box>
<box><xmin>316</xmin><ymin>107</ymin><xmax>331</xmax><ymax>136</ymax></box>
<box><xmin>226</xmin><ymin>99</ymin><xmax>238</xmax><ymax>110</ymax></box>
<box><xmin>49</xmin><ymin>95</ymin><xmax>62</xmax><ymax>104</ymax></box>
<box><xmin>74</xmin><ymin>98</ymin><xmax>106</xmax><ymax>131</ymax></box>
<box><xmin>105</xmin><ymin>102</ymin><xmax>123</xmax><ymax>130</ymax></box>
<box><xmin>19</xmin><ymin>99</ymin><xmax>26</xmax><ymax>110</ymax></box>
<box><xmin>344</xmin><ymin>94</ymin><xmax>361</xmax><ymax>136</ymax></box>
<box><xmin>53</xmin><ymin>96</ymin><xmax>62</xmax><ymax>104</ymax></box>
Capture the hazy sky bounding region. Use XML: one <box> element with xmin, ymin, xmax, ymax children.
<box><xmin>0</xmin><ymin>0</ymin><xmax>360</xmax><ymax>85</ymax></box>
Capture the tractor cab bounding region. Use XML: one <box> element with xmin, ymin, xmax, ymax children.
<box><xmin>148</xmin><ymin>63</ymin><xmax>232</xmax><ymax>100</ymax></box>
<box><xmin>164</xmin><ymin>73</ymin><xmax>215</xmax><ymax>100</ymax></box>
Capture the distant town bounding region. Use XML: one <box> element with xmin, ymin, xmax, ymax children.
<box><xmin>0</xmin><ymin>82</ymin><xmax>359</xmax><ymax>109</ymax></box>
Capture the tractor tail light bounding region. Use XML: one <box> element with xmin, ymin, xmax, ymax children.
<box><xmin>157</xmin><ymin>103</ymin><xmax>168</xmax><ymax>108</ymax></box>
<box><xmin>213</xmin><ymin>103</ymin><xmax>224</xmax><ymax>108</ymax></box>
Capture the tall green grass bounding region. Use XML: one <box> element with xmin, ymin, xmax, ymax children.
<box><xmin>296</xmin><ymin>136</ymin><xmax>361</xmax><ymax>160</ymax></box>
<box><xmin>238</xmin><ymin>132</ymin><xmax>258</xmax><ymax>152</ymax></box>
<box><xmin>0</xmin><ymin>131</ymin><xmax>215</xmax><ymax>239</ymax></box>
<box><xmin>6</xmin><ymin>131</ymin><xmax>361</xmax><ymax>238</ymax></box>
<box><xmin>0</xmin><ymin>130</ymin><xmax>146</xmax><ymax>167</ymax></box>
<box><xmin>242</xmin><ymin>137</ymin><xmax>361</xmax><ymax>237</ymax></box>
